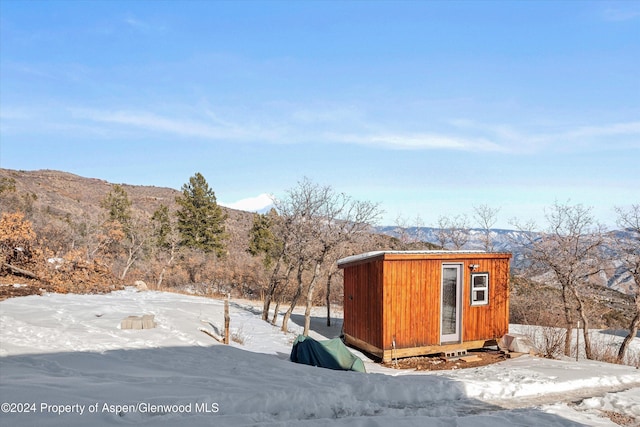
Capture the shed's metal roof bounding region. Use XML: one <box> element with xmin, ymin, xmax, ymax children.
<box><xmin>337</xmin><ymin>250</ymin><xmax>493</xmax><ymax>266</ymax></box>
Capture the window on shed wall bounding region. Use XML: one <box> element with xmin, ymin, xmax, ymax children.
<box><xmin>471</xmin><ymin>273</ymin><xmax>489</xmax><ymax>306</ymax></box>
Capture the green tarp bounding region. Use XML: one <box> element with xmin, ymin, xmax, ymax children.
<box><xmin>289</xmin><ymin>335</ymin><xmax>366</xmax><ymax>373</ymax></box>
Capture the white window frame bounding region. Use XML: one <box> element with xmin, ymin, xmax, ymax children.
<box><xmin>470</xmin><ymin>272</ymin><xmax>489</xmax><ymax>306</ymax></box>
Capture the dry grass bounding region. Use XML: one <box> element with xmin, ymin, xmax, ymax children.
<box><xmin>519</xmin><ymin>325</ymin><xmax>640</xmax><ymax>367</ymax></box>
<box><xmin>231</xmin><ymin>327</ymin><xmax>246</xmax><ymax>345</ymax></box>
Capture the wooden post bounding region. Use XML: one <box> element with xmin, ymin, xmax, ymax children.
<box><xmin>576</xmin><ymin>321</ymin><xmax>580</xmax><ymax>361</ymax></box>
<box><xmin>224</xmin><ymin>294</ymin><xmax>230</xmax><ymax>345</ymax></box>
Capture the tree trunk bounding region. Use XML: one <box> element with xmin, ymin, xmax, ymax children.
<box><xmin>326</xmin><ymin>271</ymin><xmax>333</xmax><ymax>327</ymax></box>
<box><xmin>564</xmin><ymin>323</ymin><xmax>573</xmax><ymax>357</ymax></box>
<box><xmin>120</xmin><ymin>235</ymin><xmax>146</xmax><ymax>281</ymax></box>
<box><xmin>262</xmin><ymin>276</ymin><xmax>278</xmax><ymax>321</ymax></box>
<box><xmin>262</xmin><ymin>257</ymin><xmax>286</xmax><ymax>321</ymax></box>
<box><xmin>280</xmin><ymin>292</ymin><xmax>300</xmax><ymax>333</ymax></box>
<box><xmin>157</xmin><ymin>267</ymin><xmax>166</xmax><ymax>289</ymax></box>
<box><xmin>579</xmin><ymin>312</ymin><xmax>592</xmax><ymax>360</ymax></box>
<box><xmin>271</xmin><ymin>299</ymin><xmax>281</xmax><ymax>325</ymax></box>
<box><xmin>303</xmin><ymin>282</ymin><xmax>314</xmax><ymax>336</ymax></box>
<box><xmin>561</xmin><ymin>285</ymin><xmax>574</xmax><ymax>356</ymax></box>
<box><xmin>570</xmin><ymin>285</ymin><xmax>592</xmax><ymax>359</ymax></box>
<box><xmin>617</xmin><ymin>314</ymin><xmax>639</xmax><ymax>364</ymax></box>
<box><xmin>156</xmin><ymin>248</ymin><xmax>175</xmax><ymax>288</ymax></box>
<box><xmin>3</xmin><ymin>263</ymin><xmax>38</xmax><ymax>279</ymax></box>
<box><xmin>303</xmin><ymin>261</ymin><xmax>322</xmax><ymax>336</ymax></box>
<box><xmin>618</xmin><ymin>296</ymin><xmax>640</xmax><ymax>363</ymax></box>
<box><xmin>281</xmin><ymin>263</ymin><xmax>304</xmax><ymax>332</ymax></box>
<box><xmin>120</xmin><ymin>255</ymin><xmax>133</xmax><ymax>280</ymax></box>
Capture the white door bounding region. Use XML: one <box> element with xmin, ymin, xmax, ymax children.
<box><xmin>441</xmin><ymin>263</ymin><xmax>462</xmax><ymax>343</ymax></box>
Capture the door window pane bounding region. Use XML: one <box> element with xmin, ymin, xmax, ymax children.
<box><xmin>442</xmin><ymin>267</ymin><xmax>458</xmax><ymax>335</ymax></box>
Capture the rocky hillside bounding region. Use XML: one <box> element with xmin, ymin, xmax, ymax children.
<box><xmin>0</xmin><ymin>168</ymin><xmax>255</xmax><ymax>255</ymax></box>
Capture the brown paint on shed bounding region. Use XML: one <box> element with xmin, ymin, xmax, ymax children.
<box><xmin>338</xmin><ymin>251</ymin><xmax>511</xmax><ymax>362</ymax></box>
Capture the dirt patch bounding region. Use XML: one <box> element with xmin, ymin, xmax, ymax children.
<box><xmin>599</xmin><ymin>410</ymin><xmax>638</xmax><ymax>426</ymax></box>
<box><xmin>564</xmin><ymin>402</ymin><xmax>640</xmax><ymax>427</ymax></box>
<box><xmin>0</xmin><ymin>269</ymin><xmax>123</xmax><ymax>301</ymax></box>
<box><xmin>382</xmin><ymin>350</ymin><xmax>508</xmax><ymax>371</ymax></box>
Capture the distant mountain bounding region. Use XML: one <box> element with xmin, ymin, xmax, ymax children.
<box><xmin>375</xmin><ymin>226</ymin><xmax>532</xmax><ymax>252</ymax></box>
<box><xmin>374</xmin><ymin>226</ymin><xmax>635</xmax><ymax>295</ymax></box>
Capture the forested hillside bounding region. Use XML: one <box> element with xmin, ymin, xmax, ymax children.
<box><xmin>0</xmin><ymin>169</ymin><xmax>392</xmax><ymax>314</ymax></box>
<box><xmin>0</xmin><ymin>170</ymin><xmax>265</xmax><ymax>292</ymax></box>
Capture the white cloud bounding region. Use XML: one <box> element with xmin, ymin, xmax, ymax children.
<box><xmin>329</xmin><ymin>132</ymin><xmax>506</xmax><ymax>152</ymax></box>
<box><xmin>221</xmin><ymin>193</ymin><xmax>273</xmax><ymax>212</ymax></box>
<box><xmin>71</xmin><ymin>108</ymin><xmax>250</xmax><ymax>140</ymax></box>
<box><xmin>561</xmin><ymin>121</ymin><xmax>640</xmax><ymax>140</ymax></box>
<box><xmin>59</xmin><ymin>107</ymin><xmax>640</xmax><ymax>154</ymax></box>
<box><xmin>446</xmin><ymin>119</ymin><xmax>640</xmax><ymax>153</ymax></box>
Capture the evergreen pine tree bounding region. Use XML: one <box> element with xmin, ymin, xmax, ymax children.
<box><xmin>175</xmin><ymin>173</ymin><xmax>227</xmax><ymax>256</ymax></box>
<box><xmin>248</xmin><ymin>209</ymin><xmax>281</xmax><ymax>269</ymax></box>
<box><xmin>101</xmin><ymin>184</ymin><xmax>132</xmax><ymax>230</ymax></box>
<box><xmin>151</xmin><ymin>204</ymin><xmax>172</xmax><ymax>249</ymax></box>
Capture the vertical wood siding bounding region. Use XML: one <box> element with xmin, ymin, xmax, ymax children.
<box><xmin>341</xmin><ymin>252</ymin><xmax>511</xmax><ymax>354</ymax></box>
<box><xmin>382</xmin><ymin>259</ymin><xmax>442</xmax><ymax>349</ymax></box>
<box><xmin>343</xmin><ymin>259</ymin><xmax>383</xmax><ymax>349</ymax></box>
<box><xmin>462</xmin><ymin>257</ymin><xmax>510</xmax><ymax>341</ymax></box>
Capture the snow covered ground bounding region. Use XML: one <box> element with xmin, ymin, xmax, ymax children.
<box><xmin>1</xmin><ymin>288</ymin><xmax>639</xmax><ymax>426</ymax></box>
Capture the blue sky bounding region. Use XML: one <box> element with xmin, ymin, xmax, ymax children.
<box><xmin>1</xmin><ymin>0</ymin><xmax>638</xmax><ymax>229</ymax></box>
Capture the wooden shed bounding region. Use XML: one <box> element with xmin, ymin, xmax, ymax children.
<box><xmin>337</xmin><ymin>250</ymin><xmax>511</xmax><ymax>362</ymax></box>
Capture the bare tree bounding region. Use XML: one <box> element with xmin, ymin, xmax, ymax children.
<box><xmin>393</xmin><ymin>214</ymin><xmax>431</xmax><ymax>250</ymax></box>
<box><xmin>434</xmin><ymin>216</ymin><xmax>449</xmax><ymax>249</ymax></box>
<box><xmin>435</xmin><ymin>214</ymin><xmax>470</xmax><ymax>250</ymax></box>
<box><xmin>84</xmin><ymin>219</ymin><xmax>124</xmax><ymax>262</ymax></box>
<box><xmin>251</xmin><ymin>208</ymin><xmax>300</xmax><ymax>322</ymax></box>
<box><xmin>155</xmin><ymin>238</ymin><xmax>177</xmax><ymax>289</ymax></box>
<box><xmin>614</xmin><ymin>204</ymin><xmax>640</xmax><ymax>363</ymax></box>
<box><xmin>412</xmin><ymin>214</ymin><xmax>428</xmax><ymax>247</ymax></box>
<box><xmin>272</xmin><ymin>178</ymin><xmax>382</xmax><ymax>335</ymax></box>
<box><xmin>473</xmin><ymin>204</ymin><xmax>500</xmax><ymax>251</ymax></box>
<box><xmin>318</xmin><ymin>199</ymin><xmax>381</xmax><ymax>329</ymax></box>
<box><xmin>151</xmin><ymin>204</ymin><xmax>180</xmax><ymax>288</ymax></box>
<box><xmin>393</xmin><ymin>214</ymin><xmax>412</xmax><ymax>249</ymax></box>
<box><xmin>449</xmin><ymin>215</ymin><xmax>471</xmax><ymax>250</ymax></box>
<box><xmin>100</xmin><ymin>185</ymin><xmax>150</xmax><ymax>281</ymax></box>
<box><xmin>515</xmin><ymin>202</ymin><xmax>605</xmax><ymax>358</ymax></box>
<box><xmin>273</xmin><ymin>179</ymin><xmax>324</xmax><ymax>333</ymax></box>
<box><xmin>118</xmin><ymin>213</ymin><xmax>150</xmax><ymax>280</ymax></box>
<box><xmin>262</xmin><ymin>194</ymin><xmax>317</xmax><ymax>331</ymax></box>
